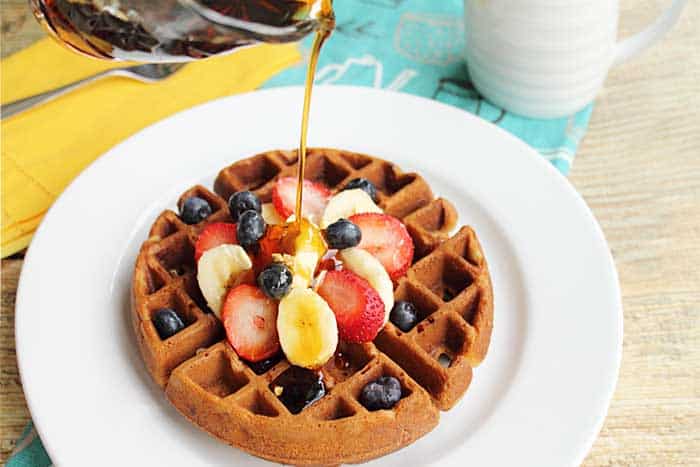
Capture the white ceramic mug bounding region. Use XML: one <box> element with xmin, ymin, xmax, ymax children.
<box><xmin>464</xmin><ymin>0</ymin><xmax>687</xmax><ymax>118</ymax></box>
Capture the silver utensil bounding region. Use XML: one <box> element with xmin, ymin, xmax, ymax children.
<box><xmin>1</xmin><ymin>63</ymin><xmax>186</xmax><ymax>120</ymax></box>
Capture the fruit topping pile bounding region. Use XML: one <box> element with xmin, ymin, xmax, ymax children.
<box><xmin>167</xmin><ymin>177</ymin><xmax>422</xmax><ymax>412</ymax></box>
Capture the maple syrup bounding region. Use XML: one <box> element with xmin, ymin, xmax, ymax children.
<box><xmin>270</xmin><ymin>366</ymin><xmax>325</xmax><ymax>414</ymax></box>
<box><xmin>31</xmin><ymin>0</ymin><xmax>326</xmax><ymax>61</ymax></box>
<box><xmin>294</xmin><ymin>0</ymin><xmax>334</xmax><ymax>221</ymax></box>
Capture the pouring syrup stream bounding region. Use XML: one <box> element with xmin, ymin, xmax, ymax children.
<box><xmin>294</xmin><ymin>0</ymin><xmax>334</xmax><ymax>222</ymax></box>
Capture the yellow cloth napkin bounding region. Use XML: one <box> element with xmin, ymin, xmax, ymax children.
<box><xmin>1</xmin><ymin>38</ymin><xmax>301</xmax><ymax>258</ymax></box>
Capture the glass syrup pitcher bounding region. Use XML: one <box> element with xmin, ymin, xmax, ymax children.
<box><xmin>29</xmin><ymin>0</ymin><xmax>332</xmax><ymax>61</ymax></box>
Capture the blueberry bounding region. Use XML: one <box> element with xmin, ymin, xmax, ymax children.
<box><xmin>270</xmin><ymin>366</ymin><xmax>325</xmax><ymax>414</ymax></box>
<box><xmin>228</xmin><ymin>191</ymin><xmax>261</xmax><ymax>223</ymax></box>
<box><xmin>344</xmin><ymin>178</ymin><xmax>378</xmax><ymax>202</ymax></box>
<box><xmin>360</xmin><ymin>376</ymin><xmax>402</xmax><ymax>411</ymax></box>
<box><xmin>390</xmin><ymin>301</ymin><xmax>418</xmax><ymax>332</ymax></box>
<box><xmin>152</xmin><ymin>308</ymin><xmax>185</xmax><ymax>339</ymax></box>
<box><xmin>236</xmin><ymin>210</ymin><xmax>266</xmax><ymax>248</ymax></box>
<box><xmin>247</xmin><ymin>353</ymin><xmax>282</xmax><ymax>375</ymax></box>
<box><xmin>324</xmin><ymin>218</ymin><xmax>362</xmax><ymax>250</ymax></box>
<box><xmin>258</xmin><ymin>263</ymin><xmax>293</xmax><ymax>299</ymax></box>
<box><xmin>180</xmin><ymin>196</ymin><xmax>212</xmax><ymax>224</ymax></box>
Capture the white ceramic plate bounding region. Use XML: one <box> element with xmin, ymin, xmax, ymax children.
<box><xmin>16</xmin><ymin>86</ymin><xmax>622</xmax><ymax>467</ymax></box>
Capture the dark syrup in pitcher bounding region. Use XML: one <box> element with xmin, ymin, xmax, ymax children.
<box><xmin>31</xmin><ymin>0</ymin><xmax>323</xmax><ymax>60</ymax></box>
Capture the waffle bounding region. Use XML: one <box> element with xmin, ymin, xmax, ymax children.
<box><xmin>131</xmin><ymin>148</ymin><xmax>493</xmax><ymax>465</ymax></box>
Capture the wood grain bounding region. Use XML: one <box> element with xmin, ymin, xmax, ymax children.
<box><xmin>574</xmin><ymin>2</ymin><xmax>700</xmax><ymax>464</ymax></box>
<box><xmin>1</xmin><ymin>260</ymin><xmax>30</xmax><ymax>461</ymax></box>
<box><xmin>1</xmin><ymin>0</ymin><xmax>698</xmax><ymax>465</ymax></box>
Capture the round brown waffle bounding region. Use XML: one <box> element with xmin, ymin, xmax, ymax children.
<box><xmin>131</xmin><ymin>148</ymin><xmax>494</xmax><ymax>465</ymax></box>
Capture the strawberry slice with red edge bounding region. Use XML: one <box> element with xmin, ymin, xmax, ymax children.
<box><xmin>348</xmin><ymin>213</ymin><xmax>414</xmax><ymax>281</ymax></box>
<box><xmin>316</xmin><ymin>269</ymin><xmax>385</xmax><ymax>343</ymax></box>
<box><xmin>272</xmin><ymin>177</ymin><xmax>331</xmax><ymax>222</ymax></box>
<box><xmin>221</xmin><ymin>284</ymin><xmax>280</xmax><ymax>362</ymax></box>
<box><xmin>315</xmin><ymin>256</ymin><xmax>338</xmax><ymax>276</ymax></box>
<box><xmin>194</xmin><ymin>222</ymin><xmax>238</xmax><ymax>262</ymax></box>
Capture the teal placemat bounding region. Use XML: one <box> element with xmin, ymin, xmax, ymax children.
<box><xmin>6</xmin><ymin>423</ymin><xmax>51</xmax><ymax>467</ymax></box>
<box><xmin>7</xmin><ymin>1</ymin><xmax>594</xmax><ymax>466</ymax></box>
<box><xmin>264</xmin><ymin>0</ymin><xmax>592</xmax><ymax>174</ymax></box>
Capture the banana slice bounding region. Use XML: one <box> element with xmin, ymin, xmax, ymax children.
<box><xmin>338</xmin><ymin>247</ymin><xmax>394</xmax><ymax>326</ymax></box>
<box><xmin>292</xmin><ymin>250</ymin><xmax>320</xmax><ymax>289</ymax></box>
<box><xmin>261</xmin><ymin>203</ymin><xmax>284</xmax><ymax>225</ymax></box>
<box><xmin>197</xmin><ymin>244</ymin><xmax>253</xmax><ymax>318</ymax></box>
<box><xmin>290</xmin><ymin>218</ymin><xmax>327</xmax><ymax>288</ymax></box>
<box><xmin>320</xmin><ymin>189</ymin><xmax>382</xmax><ymax>229</ymax></box>
<box><xmin>278</xmin><ymin>287</ymin><xmax>338</xmax><ymax>369</ymax></box>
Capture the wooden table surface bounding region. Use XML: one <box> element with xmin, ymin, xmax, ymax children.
<box><xmin>1</xmin><ymin>0</ymin><xmax>698</xmax><ymax>465</ymax></box>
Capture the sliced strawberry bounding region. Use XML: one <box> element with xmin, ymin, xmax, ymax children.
<box><xmin>315</xmin><ymin>257</ymin><xmax>338</xmax><ymax>276</ymax></box>
<box><xmin>316</xmin><ymin>269</ymin><xmax>385</xmax><ymax>343</ymax></box>
<box><xmin>272</xmin><ymin>177</ymin><xmax>331</xmax><ymax>222</ymax></box>
<box><xmin>221</xmin><ymin>284</ymin><xmax>280</xmax><ymax>362</ymax></box>
<box><xmin>348</xmin><ymin>213</ymin><xmax>414</xmax><ymax>280</ymax></box>
<box><xmin>195</xmin><ymin>222</ymin><xmax>238</xmax><ymax>262</ymax></box>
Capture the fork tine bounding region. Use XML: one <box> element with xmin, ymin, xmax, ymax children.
<box><xmin>127</xmin><ymin>63</ymin><xmax>186</xmax><ymax>80</ymax></box>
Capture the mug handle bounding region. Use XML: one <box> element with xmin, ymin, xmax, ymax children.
<box><xmin>614</xmin><ymin>0</ymin><xmax>688</xmax><ymax>65</ymax></box>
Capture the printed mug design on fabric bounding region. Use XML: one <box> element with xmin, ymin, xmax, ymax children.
<box><xmin>316</xmin><ymin>55</ymin><xmax>419</xmax><ymax>91</ymax></box>
<box><xmin>335</xmin><ymin>19</ymin><xmax>381</xmax><ymax>39</ymax></box>
<box><xmin>432</xmin><ymin>73</ymin><xmax>507</xmax><ymax>124</ymax></box>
